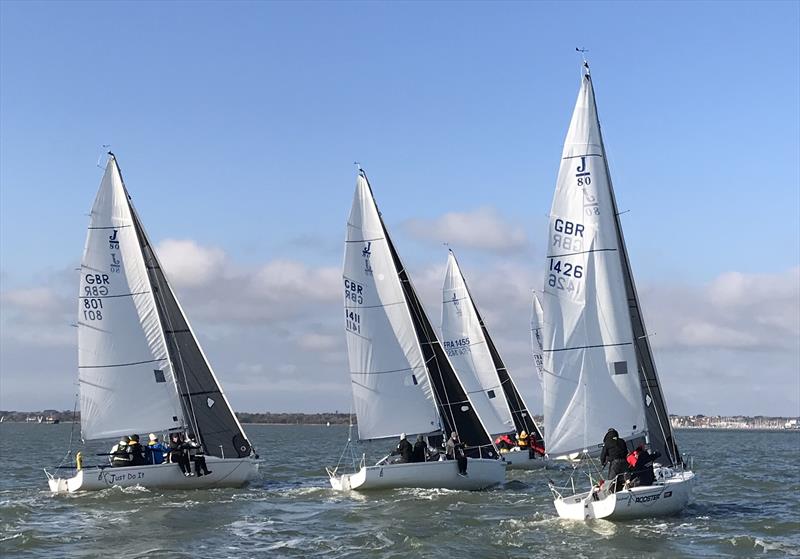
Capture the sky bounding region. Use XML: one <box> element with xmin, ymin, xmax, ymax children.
<box><xmin>1</xmin><ymin>1</ymin><xmax>798</xmax><ymax>417</ymax></box>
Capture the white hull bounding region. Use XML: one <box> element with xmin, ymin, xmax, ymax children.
<box><xmin>46</xmin><ymin>456</ymin><xmax>258</xmax><ymax>493</ymax></box>
<box><xmin>553</xmin><ymin>469</ymin><xmax>695</xmax><ymax>520</ymax></box>
<box><xmin>329</xmin><ymin>458</ymin><xmax>506</xmax><ymax>491</ymax></box>
<box><xmin>501</xmin><ymin>451</ymin><xmax>550</xmax><ymax>470</ymax></box>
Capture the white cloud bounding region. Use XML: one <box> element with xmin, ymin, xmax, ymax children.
<box><xmin>645</xmin><ymin>267</ymin><xmax>800</xmax><ymax>352</ymax></box>
<box><xmin>156</xmin><ymin>239</ymin><xmax>226</xmax><ymax>288</ymax></box>
<box><xmin>1</xmin><ymin>287</ymin><xmax>66</xmax><ymax>315</ymax></box>
<box><xmin>403</xmin><ymin>207</ymin><xmax>528</xmax><ymax>252</ymax></box>
<box><xmin>0</xmin><ymin>286</ymin><xmax>74</xmax><ymax>348</ymax></box>
<box><xmin>296</xmin><ymin>333</ymin><xmax>340</xmax><ymax>351</ymax></box>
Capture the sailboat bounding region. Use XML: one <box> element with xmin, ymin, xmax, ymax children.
<box><xmin>327</xmin><ymin>169</ymin><xmax>506</xmax><ymax>491</ymax></box>
<box><xmin>441</xmin><ymin>250</ymin><xmax>547</xmax><ymax>470</ymax></box>
<box><xmin>542</xmin><ymin>64</ymin><xmax>695</xmax><ymax>520</ymax></box>
<box><xmin>46</xmin><ymin>154</ymin><xmax>258</xmax><ymax>493</ymax></box>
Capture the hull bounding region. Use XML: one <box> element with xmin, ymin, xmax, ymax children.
<box><xmin>501</xmin><ymin>451</ymin><xmax>550</xmax><ymax>470</ymax></box>
<box><xmin>329</xmin><ymin>458</ymin><xmax>506</xmax><ymax>491</ymax></box>
<box><xmin>46</xmin><ymin>456</ymin><xmax>258</xmax><ymax>493</ymax></box>
<box><xmin>554</xmin><ymin>469</ymin><xmax>695</xmax><ymax>520</ymax></box>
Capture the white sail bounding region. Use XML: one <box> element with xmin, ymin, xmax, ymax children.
<box><xmin>78</xmin><ymin>157</ymin><xmax>185</xmax><ymax>441</ymax></box>
<box><xmin>441</xmin><ymin>251</ymin><xmax>514</xmax><ymax>436</ymax></box>
<box><xmin>542</xmin><ymin>69</ymin><xmax>646</xmax><ymax>457</ymax></box>
<box><xmin>343</xmin><ymin>172</ymin><xmax>440</xmax><ymax>440</ymax></box>
<box><xmin>530</xmin><ymin>291</ymin><xmax>545</xmax><ymax>382</ymax></box>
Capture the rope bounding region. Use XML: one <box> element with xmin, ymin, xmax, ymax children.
<box><xmin>54</xmin><ymin>392</ymin><xmax>80</xmax><ymax>469</ymax></box>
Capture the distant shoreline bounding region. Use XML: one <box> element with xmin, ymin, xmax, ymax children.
<box><xmin>1</xmin><ymin>421</ymin><xmax>798</xmax><ymax>432</ymax></box>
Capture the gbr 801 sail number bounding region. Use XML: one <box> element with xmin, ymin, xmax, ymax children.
<box><xmin>82</xmin><ymin>273</ymin><xmax>110</xmax><ymax>321</ymax></box>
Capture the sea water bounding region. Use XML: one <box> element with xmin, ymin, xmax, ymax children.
<box><xmin>1</xmin><ymin>424</ymin><xmax>798</xmax><ymax>558</ymax></box>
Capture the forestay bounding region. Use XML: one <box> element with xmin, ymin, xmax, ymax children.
<box><xmin>78</xmin><ymin>157</ymin><xmax>184</xmax><ymax>440</ymax></box>
<box><xmin>344</xmin><ymin>172</ymin><xmax>440</xmax><ymax>440</ymax></box>
<box><xmin>542</xmin><ymin>68</ymin><xmax>647</xmax><ymax>458</ymax></box>
<box><xmin>441</xmin><ymin>250</ymin><xmax>514</xmax><ymax>436</ymax></box>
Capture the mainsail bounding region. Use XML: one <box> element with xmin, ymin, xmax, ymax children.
<box><xmin>344</xmin><ymin>171</ymin><xmax>496</xmax><ymax>458</ymax></box>
<box><xmin>541</xmin><ymin>66</ymin><xmax>648</xmax><ymax>458</ymax></box>
<box><xmin>79</xmin><ymin>155</ymin><xmax>252</xmax><ymax>459</ymax></box>
<box><xmin>441</xmin><ymin>250</ymin><xmax>514</xmax><ymax>436</ymax></box>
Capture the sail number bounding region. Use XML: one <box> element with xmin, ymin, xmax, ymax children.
<box><xmin>444</xmin><ymin>337</ymin><xmax>471</xmax><ymax>357</ymax></box>
<box><xmin>552</xmin><ymin>219</ymin><xmax>584</xmax><ymax>252</ymax></box>
<box><xmin>549</xmin><ymin>259</ymin><xmax>583</xmax><ymax>278</ymax></box>
<box><xmin>345</xmin><ymin>310</ymin><xmax>361</xmax><ymax>334</ymax></box>
<box><xmin>548</xmin><ymin>258</ymin><xmax>582</xmax><ymax>294</ymax></box>
<box><xmin>344</xmin><ymin>278</ymin><xmax>364</xmax><ymax>305</ymax></box>
<box><xmin>83</xmin><ymin>298</ymin><xmax>104</xmax><ymax>321</ymax></box>
<box><xmin>82</xmin><ymin>274</ymin><xmax>109</xmax><ymax>320</ymax></box>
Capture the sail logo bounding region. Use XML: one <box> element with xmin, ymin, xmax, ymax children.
<box><xmin>452</xmin><ymin>293</ymin><xmax>462</xmax><ymax>316</ymax></box>
<box><xmin>110</xmin><ymin>253</ymin><xmax>121</xmax><ymax>273</ymax></box>
<box><xmin>109</xmin><ymin>230</ymin><xmax>119</xmax><ymax>249</ymax></box>
<box><xmin>362</xmin><ymin>242</ymin><xmax>373</xmax><ymax>275</ymax></box>
<box><xmin>576</xmin><ymin>157</ymin><xmax>600</xmax><ymax>217</ymax></box>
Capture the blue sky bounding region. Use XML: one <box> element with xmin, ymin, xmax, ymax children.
<box><xmin>1</xmin><ymin>1</ymin><xmax>798</xmax><ymax>416</ymax></box>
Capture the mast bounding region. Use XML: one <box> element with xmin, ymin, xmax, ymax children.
<box><xmin>584</xmin><ymin>66</ymin><xmax>678</xmax><ymax>465</ymax></box>
<box><xmin>114</xmin><ymin>155</ymin><xmax>252</xmax><ymax>459</ymax></box>
<box><xmin>362</xmin><ymin>171</ymin><xmax>497</xmax><ymax>459</ymax></box>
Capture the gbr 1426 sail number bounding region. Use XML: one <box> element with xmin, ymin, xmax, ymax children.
<box><xmin>548</xmin><ymin>258</ymin><xmax>583</xmax><ymax>295</ymax></box>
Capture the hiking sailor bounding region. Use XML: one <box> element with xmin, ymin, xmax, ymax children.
<box><xmin>127</xmin><ymin>434</ymin><xmax>147</xmax><ymax>466</ymax></box>
<box><xmin>146</xmin><ymin>433</ymin><xmax>169</xmax><ymax>465</ymax></box>
<box><xmin>445</xmin><ymin>432</ymin><xmax>468</xmax><ymax>476</ymax></box>
<box><xmin>109</xmin><ymin>436</ymin><xmax>131</xmax><ymax>467</ymax></box>
<box><xmin>390</xmin><ymin>433</ymin><xmax>413</xmax><ymax>464</ymax></box>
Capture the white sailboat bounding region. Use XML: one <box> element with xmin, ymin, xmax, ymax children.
<box><xmin>46</xmin><ymin>154</ymin><xmax>258</xmax><ymax>493</ymax></box>
<box><xmin>542</xmin><ymin>64</ymin><xmax>695</xmax><ymax>520</ymax></box>
<box><xmin>441</xmin><ymin>250</ymin><xmax>547</xmax><ymax>470</ymax></box>
<box><xmin>327</xmin><ymin>169</ymin><xmax>506</xmax><ymax>491</ymax></box>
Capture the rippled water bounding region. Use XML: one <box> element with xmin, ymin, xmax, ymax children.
<box><xmin>1</xmin><ymin>423</ymin><xmax>798</xmax><ymax>558</ymax></box>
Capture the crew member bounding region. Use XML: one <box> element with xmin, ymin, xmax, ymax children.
<box><xmin>146</xmin><ymin>433</ymin><xmax>169</xmax><ymax>465</ymax></box>
<box><xmin>629</xmin><ymin>445</ymin><xmax>661</xmax><ymax>487</ymax></box>
<box><xmin>412</xmin><ymin>435</ymin><xmax>428</xmax><ymax>463</ymax></box>
<box><xmin>445</xmin><ymin>432</ymin><xmax>468</xmax><ymax>476</ymax></box>
<box><xmin>600</xmin><ymin>428</ymin><xmax>629</xmax><ymax>491</ymax></box>
<box><xmin>110</xmin><ymin>436</ymin><xmax>131</xmax><ymax>467</ymax></box>
<box><xmin>390</xmin><ymin>433</ymin><xmax>413</xmax><ymax>463</ymax></box>
<box><xmin>127</xmin><ymin>434</ymin><xmax>147</xmax><ymax>466</ymax></box>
